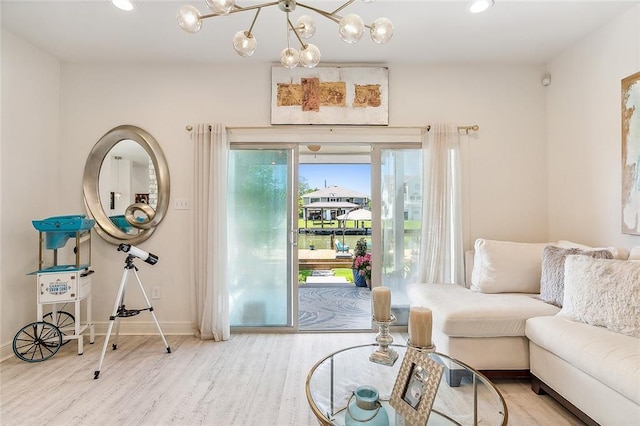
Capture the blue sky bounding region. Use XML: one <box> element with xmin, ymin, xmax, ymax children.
<box><xmin>300</xmin><ymin>164</ymin><xmax>371</xmax><ymax>196</ymax></box>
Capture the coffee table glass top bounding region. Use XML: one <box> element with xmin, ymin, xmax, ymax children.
<box><xmin>306</xmin><ymin>344</ymin><xmax>507</xmax><ymax>426</ymax></box>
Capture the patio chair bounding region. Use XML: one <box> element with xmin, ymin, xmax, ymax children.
<box><xmin>335</xmin><ymin>241</ymin><xmax>349</xmax><ymax>252</ymax></box>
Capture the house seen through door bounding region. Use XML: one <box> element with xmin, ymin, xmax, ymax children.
<box><xmin>227</xmin><ymin>141</ymin><xmax>421</xmax><ymax>331</ymax></box>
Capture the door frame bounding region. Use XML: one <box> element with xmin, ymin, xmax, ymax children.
<box><xmin>228</xmin><ymin>127</ymin><xmax>423</xmax><ymax>332</ymax></box>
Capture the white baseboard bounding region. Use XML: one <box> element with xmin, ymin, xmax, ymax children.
<box><xmin>1</xmin><ymin>321</ymin><xmax>193</xmax><ymax>362</ymax></box>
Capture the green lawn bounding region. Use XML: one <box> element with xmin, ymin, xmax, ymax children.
<box><xmin>298</xmin><ymin>269</ymin><xmax>312</xmax><ymax>282</ymax></box>
<box><xmin>332</xmin><ymin>268</ymin><xmax>353</xmax><ymax>282</ymax></box>
<box><xmin>298</xmin><ymin>268</ymin><xmax>354</xmax><ymax>283</ymax></box>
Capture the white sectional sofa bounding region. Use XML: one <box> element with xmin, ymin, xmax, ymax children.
<box><xmin>407</xmin><ymin>239</ymin><xmax>640</xmax><ymax>425</ymax></box>
<box><xmin>407</xmin><ymin>282</ymin><xmax>559</xmax><ymax>382</ymax></box>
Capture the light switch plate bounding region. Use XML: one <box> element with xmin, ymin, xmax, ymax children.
<box><xmin>174</xmin><ymin>198</ymin><xmax>190</xmax><ymax>210</ymax></box>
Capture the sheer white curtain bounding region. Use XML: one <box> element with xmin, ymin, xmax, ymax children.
<box><xmin>192</xmin><ymin>123</ymin><xmax>230</xmax><ymax>341</ymax></box>
<box><xmin>417</xmin><ymin>123</ymin><xmax>465</xmax><ymax>284</ymax></box>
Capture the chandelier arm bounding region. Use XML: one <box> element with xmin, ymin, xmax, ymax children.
<box><xmin>247</xmin><ymin>8</ymin><xmax>262</xmax><ymax>36</ymax></box>
<box><xmin>297</xmin><ymin>4</ymin><xmax>375</xmax><ymax>30</ymax></box>
<box><xmin>330</xmin><ymin>0</ymin><xmax>356</xmax><ymax>16</ymax></box>
<box><xmin>295</xmin><ymin>2</ymin><xmax>341</xmax><ymax>24</ymax></box>
<box><xmin>287</xmin><ymin>17</ymin><xmax>307</xmax><ymax>49</ymax></box>
<box><xmin>286</xmin><ymin>12</ymin><xmax>291</xmax><ymax>49</ymax></box>
<box><xmin>199</xmin><ymin>2</ymin><xmax>278</xmax><ymax>20</ymax></box>
<box><xmin>233</xmin><ymin>1</ymin><xmax>278</xmax><ymax>12</ymax></box>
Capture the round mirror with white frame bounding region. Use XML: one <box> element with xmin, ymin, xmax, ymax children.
<box><xmin>83</xmin><ymin>125</ymin><xmax>170</xmax><ymax>245</ymax></box>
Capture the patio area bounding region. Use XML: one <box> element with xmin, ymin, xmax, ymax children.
<box><xmin>298</xmin><ymin>284</ymin><xmax>372</xmax><ymax>331</ymax></box>
<box><xmin>298</xmin><ymin>249</ymin><xmax>368</xmax><ymax>330</ymax></box>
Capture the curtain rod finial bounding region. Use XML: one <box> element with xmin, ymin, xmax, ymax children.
<box><xmin>425</xmin><ymin>124</ymin><xmax>478</xmax><ymax>133</ymax></box>
<box><xmin>185</xmin><ymin>125</ymin><xmax>193</xmax><ymax>132</ymax></box>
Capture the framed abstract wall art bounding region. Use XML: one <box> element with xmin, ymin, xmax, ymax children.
<box><xmin>271</xmin><ymin>66</ymin><xmax>388</xmax><ymax>125</ymax></box>
<box><xmin>622</xmin><ymin>71</ymin><xmax>640</xmax><ymax>235</ymax></box>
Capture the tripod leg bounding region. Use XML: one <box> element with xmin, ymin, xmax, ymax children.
<box><xmin>132</xmin><ymin>269</ymin><xmax>171</xmax><ymax>353</ymax></box>
<box><xmin>111</xmin><ymin>286</ymin><xmax>126</xmax><ymax>350</ymax></box>
<box><xmin>94</xmin><ymin>269</ymin><xmax>129</xmax><ymax>379</ymax></box>
<box><xmin>111</xmin><ymin>310</ymin><xmax>122</xmax><ymax>350</ymax></box>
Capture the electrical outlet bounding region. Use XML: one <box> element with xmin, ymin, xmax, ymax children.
<box><xmin>152</xmin><ymin>287</ymin><xmax>160</xmax><ymax>299</ymax></box>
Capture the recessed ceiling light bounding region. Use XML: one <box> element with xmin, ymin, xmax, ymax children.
<box><xmin>469</xmin><ymin>0</ymin><xmax>494</xmax><ymax>14</ymax></box>
<box><xmin>111</xmin><ymin>0</ymin><xmax>135</xmax><ymax>12</ymax></box>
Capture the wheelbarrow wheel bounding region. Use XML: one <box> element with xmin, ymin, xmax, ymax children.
<box><xmin>43</xmin><ymin>311</ymin><xmax>75</xmax><ymax>346</ymax></box>
<box><xmin>13</xmin><ymin>321</ymin><xmax>62</xmax><ymax>362</ymax></box>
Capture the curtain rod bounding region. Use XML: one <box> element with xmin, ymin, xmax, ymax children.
<box><xmin>426</xmin><ymin>124</ymin><xmax>479</xmax><ymax>134</ymax></box>
<box><xmin>186</xmin><ymin>124</ymin><xmax>479</xmax><ymax>133</ymax></box>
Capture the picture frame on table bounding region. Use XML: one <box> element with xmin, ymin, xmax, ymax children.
<box><xmin>390</xmin><ymin>348</ymin><xmax>444</xmax><ymax>425</ymax></box>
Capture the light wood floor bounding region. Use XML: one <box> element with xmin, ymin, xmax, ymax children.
<box><xmin>0</xmin><ymin>333</ymin><xmax>585</xmax><ymax>425</ymax></box>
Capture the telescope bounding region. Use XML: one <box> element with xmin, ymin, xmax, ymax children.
<box><xmin>96</xmin><ymin>243</ymin><xmax>168</xmax><ymax>379</ymax></box>
<box><xmin>117</xmin><ymin>243</ymin><xmax>158</xmax><ymax>265</ymax></box>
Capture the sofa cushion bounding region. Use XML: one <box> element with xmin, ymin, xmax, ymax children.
<box><xmin>539</xmin><ymin>245</ymin><xmax>613</xmax><ymax>307</ymax></box>
<box><xmin>470</xmin><ymin>239</ymin><xmax>549</xmax><ymax>293</ymax></box>
<box><xmin>557</xmin><ymin>240</ymin><xmax>629</xmax><ymax>260</ymax></box>
<box><xmin>526</xmin><ymin>315</ymin><xmax>640</xmax><ymax>405</ymax></box>
<box><xmin>407</xmin><ymin>283</ymin><xmax>559</xmax><ymax>337</ymax></box>
<box><xmin>559</xmin><ymin>256</ymin><xmax>640</xmax><ymax>338</ymax></box>
<box><xmin>629</xmin><ymin>246</ymin><xmax>640</xmax><ymax>261</ymax></box>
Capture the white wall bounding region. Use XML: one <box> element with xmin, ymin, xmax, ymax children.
<box><xmin>1</xmin><ymin>30</ymin><xmax>61</xmax><ymax>353</ymax></box>
<box><xmin>55</xmin><ymin>63</ymin><xmax>548</xmax><ymax>336</ymax></box>
<box><xmin>391</xmin><ymin>66</ymin><xmax>549</xmax><ymax>245</ymax></box>
<box><xmin>22</xmin><ymin>6</ymin><xmax>640</xmax><ymax>353</ymax></box>
<box><xmin>547</xmin><ymin>5</ymin><xmax>640</xmax><ymax>249</ymax></box>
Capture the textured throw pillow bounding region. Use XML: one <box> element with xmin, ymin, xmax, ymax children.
<box><xmin>539</xmin><ymin>246</ymin><xmax>613</xmax><ymax>307</ymax></box>
<box><xmin>556</xmin><ymin>240</ymin><xmax>628</xmax><ymax>260</ymax></box>
<box><xmin>559</xmin><ymin>256</ymin><xmax>640</xmax><ymax>338</ymax></box>
<box><xmin>470</xmin><ymin>238</ymin><xmax>550</xmax><ymax>293</ymax></box>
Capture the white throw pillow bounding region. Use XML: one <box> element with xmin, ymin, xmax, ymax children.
<box><xmin>628</xmin><ymin>246</ymin><xmax>640</xmax><ymax>261</ymax></box>
<box><xmin>556</xmin><ymin>240</ymin><xmax>629</xmax><ymax>260</ymax></box>
<box><xmin>559</xmin><ymin>255</ymin><xmax>640</xmax><ymax>338</ymax></box>
<box><xmin>470</xmin><ymin>239</ymin><xmax>550</xmax><ymax>293</ymax></box>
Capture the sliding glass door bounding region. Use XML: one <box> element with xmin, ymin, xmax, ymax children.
<box><xmin>228</xmin><ymin>133</ymin><xmax>423</xmax><ymax>330</ymax></box>
<box><xmin>378</xmin><ymin>148</ymin><xmax>422</xmax><ymax>324</ymax></box>
<box><xmin>227</xmin><ymin>147</ymin><xmax>297</xmax><ymax>328</ymax></box>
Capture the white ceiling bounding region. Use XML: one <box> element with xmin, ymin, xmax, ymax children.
<box><xmin>1</xmin><ymin>0</ymin><xmax>637</xmax><ymax>66</ymax></box>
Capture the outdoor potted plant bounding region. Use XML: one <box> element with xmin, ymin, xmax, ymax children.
<box><xmin>352</xmin><ymin>238</ymin><xmax>371</xmax><ymax>289</ymax></box>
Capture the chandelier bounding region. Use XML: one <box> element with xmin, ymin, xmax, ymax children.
<box><xmin>176</xmin><ymin>0</ymin><xmax>393</xmax><ymax>69</ymax></box>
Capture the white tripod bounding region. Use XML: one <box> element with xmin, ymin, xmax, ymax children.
<box><xmin>94</xmin><ymin>254</ymin><xmax>170</xmax><ymax>379</ymax></box>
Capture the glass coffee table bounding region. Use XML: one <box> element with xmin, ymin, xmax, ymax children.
<box><xmin>306</xmin><ymin>344</ymin><xmax>507</xmax><ymax>425</ymax></box>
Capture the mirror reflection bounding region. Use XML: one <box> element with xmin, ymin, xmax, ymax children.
<box><xmin>99</xmin><ymin>140</ymin><xmax>158</xmax><ymax>235</ymax></box>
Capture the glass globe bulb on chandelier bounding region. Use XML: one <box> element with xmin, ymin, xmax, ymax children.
<box><xmin>176</xmin><ymin>0</ymin><xmax>393</xmax><ymax>69</ymax></box>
